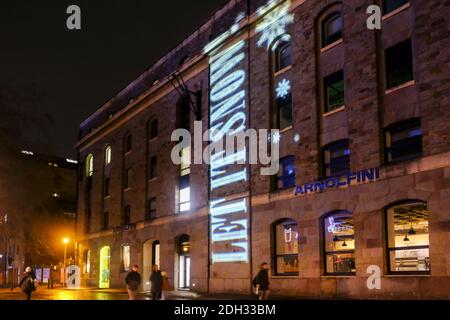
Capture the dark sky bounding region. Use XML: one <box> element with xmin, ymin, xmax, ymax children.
<box><xmin>0</xmin><ymin>0</ymin><xmax>226</xmax><ymax>158</ymax></box>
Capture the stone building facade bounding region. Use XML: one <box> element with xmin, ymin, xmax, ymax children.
<box><xmin>75</xmin><ymin>0</ymin><xmax>450</xmax><ymax>299</ymax></box>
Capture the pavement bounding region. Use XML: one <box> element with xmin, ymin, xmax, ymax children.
<box><xmin>0</xmin><ymin>286</ymin><xmax>266</xmax><ymax>300</ymax></box>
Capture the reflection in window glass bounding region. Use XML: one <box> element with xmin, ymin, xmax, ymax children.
<box><xmin>385</xmin><ymin>119</ymin><xmax>422</xmax><ymax>163</ymax></box>
<box><xmin>324</xmin><ymin>211</ymin><xmax>355</xmax><ymax>275</ymax></box>
<box><xmin>383</xmin><ymin>0</ymin><xmax>409</xmax><ymax>15</ymax></box>
<box><xmin>385</xmin><ymin>39</ymin><xmax>414</xmax><ymax>89</ymax></box>
<box><xmin>179</xmin><ymin>147</ymin><xmax>191</xmax><ymax>212</ymax></box>
<box><xmin>105</xmin><ymin>146</ymin><xmax>112</xmax><ymax>166</ymax></box>
<box><xmin>324</xmin><ymin>70</ymin><xmax>345</xmax><ymax>112</ymax></box>
<box><xmin>277</xmin><ymin>156</ymin><xmax>296</xmax><ymax>189</ymax></box>
<box><xmin>322</xmin><ymin>13</ymin><xmax>342</xmax><ymax>47</ymax></box>
<box><xmin>387</xmin><ymin>202</ymin><xmax>430</xmax><ymax>273</ymax></box>
<box><xmin>274</xmin><ymin>219</ymin><xmax>299</xmax><ymax>275</ymax></box>
<box><xmin>323</xmin><ymin>140</ymin><xmax>350</xmax><ymax>178</ymax></box>
<box><xmin>86</xmin><ymin>154</ymin><xmax>94</xmax><ymax>177</ymax></box>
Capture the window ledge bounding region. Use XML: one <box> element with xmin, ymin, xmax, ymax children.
<box><xmin>323</xmin><ymin>106</ymin><xmax>345</xmax><ymax>117</ymax></box>
<box><xmin>279</xmin><ymin>126</ymin><xmax>294</xmax><ymax>133</ymax></box>
<box><xmin>124</xmin><ymin>188</ymin><xmax>132</xmax><ymax>192</ymax></box>
<box><xmin>321</xmin><ymin>275</ymin><xmax>356</xmax><ymax>279</ymax></box>
<box><xmin>104</xmin><ymin>195</ymin><xmax>111</xmax><ymax>200</ymax></box>
<box><xmin>382</xmin><ymin>3</ymin><xmax>411</xmax><ymax>21</ymax></box>
<box><xmin>320</xmin><ymin>39</ymin><xmax>343</xmax><ymax>53</ymax></box>
<box><xmin>385</xmin><ymin>274</ymin><xmax>431</xmax><ymax>278</ymax></box>
<box><xmin>125</xmin><ymin>151</ymin><xmax>132</xmax><ymax>156</ymax></box>
<box><xmin>274</xmin><ymin>65</ymin><xmax>292</xmax><ymax>77</ymax></box>
<box><xmin>149</xmin><ymin>177</ymin><xmax>158</xmax><ymax>182</ymax></box>
<box><xmin>271</xmin><ymin>276</ymin><xmax>299</xmax><ymax>279</ymax></box>
<box><xmin>385</xmin><ymin>80</ymin><xmax>415</xmax><ymax>95</ymax></box>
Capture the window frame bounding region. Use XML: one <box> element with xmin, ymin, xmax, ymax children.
<box><xmin>123</xmin><ymin>205</ymin><xmax>131</xmax><ymax>226</ymax></box>
<box><xmin>385</xmin><ymin>39</ymin><xmax>414</xmax><ymax>90</ymax></box>
<box><xmin>274</xmin><ymin>41</ymin><xmax>292</xmax><ymax>73</ymax></box>
<box><xmin>86</xmin><ymin>154</ymin><xmax>94</xmax><ymax>177</ymax></box>
<box><xmin>149</xmin><ymin>119</ymin><xmax>158</xmax><ymax>140</ymax></box>
<box><xmin>322</xmin><ymin>211</ymin><xmax>356</xmax><ymax>276</ymax></box>
<box><xmin>385</xmin><ymin>201</ymin><xmax>431</xmax><ymax>275</ymax></box>
<box><xmin>124</xmin><ymin>168</ymin><xmax>132</xmax><ymax>190</ymax></box>
<box><xmin>149</xmin><ymin>156</ymin><xmax>158</xmax><ymax>180</ymax></box>
<box><xmin>384</xmin><ymin>118</ymin><xmax>422</xmax><ymax>164</ymax></box>
<box><xmin>322</xmin><ymin>12</ymin><xmax>343</xmax><ymax>48</ymax></box>
<box><xmin>104</xmin><ymin>145</ymin><xmax>112</xmax><ymax>166</ymax></box>
<box><xmin>383</xmin><ymin>0</ymin><xmax>410</xmax><ymax>15</ymax></box>
<box><xmin>322</xmin><ymin>140</ymin><xmax>350</xmax><ymax>179</ymax></box>
<box><xmin>122</xmin><ymin>245</ymin><xmax>131</xmax><ymax>272</ymax></box>
<box><xmin>146</xmin><ymin>198</ymin><xmax>157</xmax><ymax>221</ymax></box>
<box><xmin>273</xmin><ymin>219</ymin><xmax>299</xmax><ymax>276</ymax></box>
<box><xmin>124</xmin><ymin>134</ymin><xmax>133</xmax><ymax>154</ymax></box>
<box><xmin>103</xmin><ymin>212</ymin><xmax>109</xmax><ymax>230</ymax></box>
<box><xmin>323</xmin><ymin>70</ymin><xmax>345</xmax><ymax>113</ymax></box>
<box><xmin>276</xmin><ymin>156</ymin><xmax>296</xmax><ymax>190</ymax></box>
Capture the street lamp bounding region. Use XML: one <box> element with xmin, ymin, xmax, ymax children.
<box><xmin>63</xmin><ymin>238</ymin><xmax>69</xmax><ymax>286</ymax></box>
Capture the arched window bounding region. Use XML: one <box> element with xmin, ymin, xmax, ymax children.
<box><xmin>86</xmin><ymin>154</ymin><xmax>94</xmax><ymax>177</ymax></box>
<box><xmin>323</xmin><ymin>211</ymin><xmax>355</xmax><ymax>275</ymax></box>
<box><xmin>273</xmin><ymin>38</ymin><xmax>292</xmax><ymax>72</ymax></box>
<box><xmin>322</xmin><ymin>12</ymin><xmax>343</xmax><ymax>48</ymax></box>
<box><xmin>149</xmin><ymin>119</ymin><xmax>158</xmax><ymax>140</ymax></box>
<box><xmin>273</xmin><ymin>219</ymin><xmax>299</xmax><ymax>276</ymax></box>
<box><xmin>386</xmin><ymin>201</ymin><xmax>430</xmax><ymax>274</ymax></box>
<box><xmin>104</xmin><ymin>145</ymin><xmax>112</xmax><ymax>166</ymax></box>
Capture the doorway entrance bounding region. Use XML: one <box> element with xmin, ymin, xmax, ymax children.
<box><xmin>143</xmin><ymin>240</ymin><xmax>161</xmax><ymax>291</ymax></box>
<box><xmin>177</xmin><ymin>235</ymin><xmax>190</xmax><ymax>290</ymax></box>
<box><xmin>99</xmin><ymin>246</ymin><xmax>110</xmax><ymax>289</ymax></box>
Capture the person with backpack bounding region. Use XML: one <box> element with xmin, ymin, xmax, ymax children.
<box><xmin>125</xmin><ymin>265</ymin><xmax>141</xmax><ymax>300</ymax></box>
<box><xmin>19</xmin><ymin>267</ymin><xmax>37</xmax><ymax>300</ymax></box>
<box><xmin>252</xmin><ymin>262</ymin><xmax>270</xmax><ymax>300</ymax></box>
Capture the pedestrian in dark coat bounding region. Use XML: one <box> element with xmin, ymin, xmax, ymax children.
<box><xmin>19</xmin><ymin>267</ymin><xmax>37</xmax><ymax>300</ymax></box>
<box><xmin>253</xmin><ymin>263</ymin><xmax>270</xmax><ymax>300</ymax></box>
<box><xmin>125</xmin><ymin>265</ymin><xmax>141</xmax><ymax>300</ymax></box>
<box><xmin>150</xmin><ymin>264</ymin><xmax>163</xmax><ymax>300</ymax></box>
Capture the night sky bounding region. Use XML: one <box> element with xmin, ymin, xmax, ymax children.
<box><xmin>0</xmin><ymin>0</ymin><xmax>226</xmax><ymax>158</ymax></box>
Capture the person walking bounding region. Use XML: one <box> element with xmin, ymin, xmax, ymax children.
<box><xmin>150</xmin><ymin>264</ymin><xmax>163</xmax><ymax>300</ymax></box>
<box><xmin>253</xmin><ymin>262</ymin><xmax>270</xmax><ymax>300</ymax></box>
<box><xmin>125</xmin><ymin>265</ymin><xmax>141</xmax><ymax>300</ymax></box>
<box><xmin>19</xmin><ymin>267</ymin><xmax>37</xmax><ymax>300</ymax></box>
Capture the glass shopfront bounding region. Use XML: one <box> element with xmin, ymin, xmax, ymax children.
<box><xmin>274</xmin><ymin>219</ymin><xmax>299</xmax><ymax>275</ymax></box>
<box><xmin>324</xmin><ymin>211</ymin><xmax>356</xmax><ymax>275</ymax></box>
<box><xmin>387</xmin><ymin>202</ymin><xmax>430</xmax><ymax>274</ymax></box>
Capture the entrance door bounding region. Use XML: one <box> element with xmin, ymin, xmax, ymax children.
<box><xmin>178</xmin><ymin>255</ymin><xmax>190</xmax><ymax>289</ymax></box>
<box><xmin>177</xmin><ymin>235</ymin><xmax>190</xmax><ymax>290</ymax></box>
<box><xmin>99</xmin><ymin>246</ymin><xmax>111</xmax><ymax>289</ymax></box>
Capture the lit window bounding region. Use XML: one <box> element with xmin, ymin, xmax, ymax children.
<box><xmin>123</xmin><ymin>206</ymin><xmax>131</xmax><ymax>226</ymax></box>
<box><xmin>86</xmin><ymin>154</ymin><xmax>94</xmax><ymax>177</ymax></box>
<box><xmin>386</xmin><ymin>202</ymin><xmax>430</xmax><ymax>274</ymax></box>
<box><xmin>277</xmin><ymin>156</ymin><xmax>296</xmax><ymax>190</ymax></box>
<box><xmin>324</xmin><ymin>70</ymin><xmax>345</xmax><ymax>113</ymax></box>
<box><xmin>179</xmin><ymin>147</ymin><xmax>191</xmax><ymax>213</ymax></box>
<box><xmin>385</xmin><ymin>118</ymin><xmax>422</xmax><ymax>163</ymax></box>
<box><xmin>105</xmin><ymin>145</ymin><xmax>112</xmax><ymax>166</ymax></box>
<box><xmin>84</xmin><ymin>250</ymin><xmax>91</xmax><ymax>274</ymax></box>
<box><xmin>385</xmin><ymin>39</ymin><xmax>414</xmax><ymax>89</ymax></box>
<box><xmin>146</xmin><ymin>198</ymin><xmax>157</xmax><ymax>221</ymax></box>
<box><xmin>322</xmin><ymin>13</ymin><xmax>342</xmax><ymax>48</ymax></box>
<box><xmin>323</xmin><ymin>140</ymin><xmax>350</xmax><ymax>178</ymax></box>
<box><xmin>122</xmin><ymin>245</ymin><xmax>131</xmax><ymax>272</ymax></box>
<box><xmin>323</xmin><ymin>211</ymin><xmax>355</xmax><ymax>275</ymax></box>
<box><xmin>383</xmin><ymin>0</ymin><xmax>409</xmax><ymax>15</ymax></box>
<box><xmin>274</xmin><ymin>219</ymin><xmax>299</xmax><ymax>276</ymax></box>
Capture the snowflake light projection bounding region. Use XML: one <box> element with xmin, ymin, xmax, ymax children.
<box><xmin>276</xmin><ymin>79</ymin><xmax>291</xmax><ymax>99</ymax></box>
<box><xmin>272</xmin><ymin>131</ymin><xmax>281</xmax><ymax>144</ymax></box>
<box><xmin>255</xmin><ymin>0</ymin><xmax>295</xmax><ymax>50</ymax></box>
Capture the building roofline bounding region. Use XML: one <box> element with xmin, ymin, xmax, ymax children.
<box><xmin>80</xmin><ymin>0</ymin><xmax>237</xmax><ymax>129</ymax></box>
